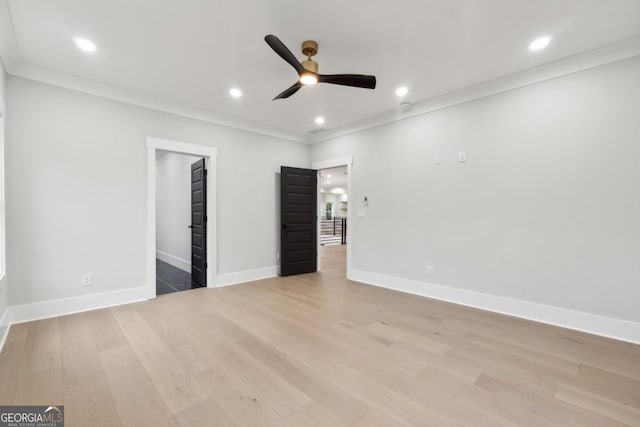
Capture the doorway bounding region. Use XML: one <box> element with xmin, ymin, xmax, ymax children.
<box><xmin>319</xmin><ymin>167</ymin><xmax>348</xmax><ymax>245</ymax></box>
<box><xmin>155</xmin><ymin>151</ymin><xmax>207</xmax><ymax>295</ymax></box>
<box><xmin>318</xmin><ymin>166</ymin><xmax>348</xmax><ymax>277</ymax></box>
<box><xmin>312</xmin><ymin>156</ymin><xmax>353</xmax><ymax>278</ymax></box>
<box><xmin>146</xmin><ymin>137</ymin><xmax>217</xmax><ymax>299</ymax></box>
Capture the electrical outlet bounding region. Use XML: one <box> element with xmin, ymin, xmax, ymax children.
<box><xmin>458</xmin><ymin>150</ymin><xmax>467</xmax><ymax>162</ymax></box>
<box><xmin>426</xmin><ymin>265</ymin><xmax>434</xmax><ymax>277</ymax></box>
<box><xmin>276</xmin><ymin>252</ymin><xmax>280</xmax><ymax>261</ymax></box>
<box><xmin>82</xmin><ymin>273</ymin><xmax>92</xmax><ymax>287</ymax></box>
<box><xmin>434</xmin><ymin>154</ymin><xmax>441</xmax><ymax>165</ymax></box>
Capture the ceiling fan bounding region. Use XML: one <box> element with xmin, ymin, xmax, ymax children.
<box><xmin>264</xmin><ymin>34</ymin><xmax>377</xmax><ymax>100</ymax></box>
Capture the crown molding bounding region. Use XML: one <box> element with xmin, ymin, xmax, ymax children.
<box><xmin>6</xmin><ymin>61</ymin><xmax>309</xmax><ymax>144</ymax></box>
<box><xmin>0</xmin><ymin>1</ymin><xmax>308</xmax><ymax>144</ymax></box>
<box><xmin>310</xmin><ymin>35</ymin><xmax>640</xmax><ymax>143</ymax></box>
<box><xmin>0</xmin><ymin>0</ymin><xmax>20</xmax><ymax>69</ymax></box>
<box><xmin>2</xmin><ymin>0</ymin><xmax>639</xmax><ymax>147</ymax></box>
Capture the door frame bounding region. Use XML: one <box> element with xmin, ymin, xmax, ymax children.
<box><xmin>312</xmin><ymin>156</ymin><xmax>353</xmax><ymax>279</ymax></box>
<box><xmin>146</xmin><ymin>136</ymin><xmax>218</xmax><ymax>298</ymax></box>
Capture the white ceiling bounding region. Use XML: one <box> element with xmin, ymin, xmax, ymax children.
<box><xmin>2</xmin><ymin>0</ymin><xmax>640</xmax><ymax>141</ymax></box>
<box><xmin>320</xmin><ymin>166</ymin><xmax>348</xmax><ymax>192</ymax></box>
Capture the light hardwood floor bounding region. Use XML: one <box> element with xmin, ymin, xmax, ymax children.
<box><xmin>1</xmin><ymin>244</ymin><xmax>639</xmax><ymax>426</ymax></box>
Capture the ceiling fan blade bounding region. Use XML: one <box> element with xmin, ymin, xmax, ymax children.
<box><xmin>265</xmin><ymin>35</ymin><xmax>304</xmax><ymax>74</ymax></box>
<box><xmin>273</xmin><ymin>82</ymin><xmax>303</xmax><ymax>100</ymax></box>
<box><xmin>318</xmin><ymin>74</ymin><xmax>377</xmax><ymax>89</ymax></box>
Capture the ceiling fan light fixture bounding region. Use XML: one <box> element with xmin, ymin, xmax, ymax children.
<box><xmin>300</xmin><ymin>72</ymin><xmax>318</xmax><ymax>85</ymax></box>
<box><xmin>264</xmin><ymin>34</ymin><xmax>376</xmax><ymax>99</ymax></box>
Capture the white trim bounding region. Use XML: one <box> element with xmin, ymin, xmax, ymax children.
<box><xmin>0</xmin><ymin>1</ymin><xmax>21</xmax><ymax>74</ymax></box>
<box><xmin>5</xmin><ymin>286</ymin><xmax>150</xmax><ymax>325</ymax></box>
<box><xmin>0</xmin><ymin>283</ymin><xmax>7</xmax><ymax>352</ymax></box>
<box><xmin>7</xmin><ymin>62</ymin><xmax>307</xmax><ymax>143</ymax></box>
<box><xmin>0</xmin><ymin>324</ymin><xmax>9</xmax><ymax>354</ymax></box>
<box><xmin>147</xmin><ymin>136</ymin><xmax>219</xmax><ymax>158</ymax></box>
<box><xmin>0</xmin><ymin>302</ymin><xmax>9</xmax><ymax>353</ymax></box>
<box><xmin>147</xmin><ymin>137</ymin><xmax>218</xmax><ymax>295</ymax></box>
<box><xmin>213</xmin><ymin>266</ymin><xmax>278</xmax><ymax>288</ymax></box>
<box><xmin>1</xmin><ymin>34</ymin><xmax>637</xmax><ymax>146</ymax></box>
<box><xmin>156</xmin><ymin>250</ymin><xmax>190</xmax><ymax>273</ymax></box>
<box><xmin>350</xmin><ymin>269</ymin><xmax>640</xmax><ymax>345</ymax></box>
<box><xmin>312</xmin><ymin>156</ymin><xmax>353</xmax><ymax>279</ymax></box>
<box><xmin>310</xmin><ymin>36</ymin><xmax>640</xmax><ymax>143</ymax></box>
<box><xmin>312</xmin><ymin>156</ymin><xmax>353</xmax><ymax>171</ymax></box>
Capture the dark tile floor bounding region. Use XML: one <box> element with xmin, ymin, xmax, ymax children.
<box><xmin>156</xmin><ymin>259</ymin><xmax>193</xmax><ymax>296</ymax></box>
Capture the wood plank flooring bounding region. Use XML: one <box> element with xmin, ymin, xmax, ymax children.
<box><xmin>1</xmin><ymin>244</ymin><xmax>639</xmax><ymax>426</ymax></box>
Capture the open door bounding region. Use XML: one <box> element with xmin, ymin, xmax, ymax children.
<box><xmin>191</xmin><ymin>158</ymin><xmax>207</xmax><ymax>287</ymax></box>
<box><xmin>280</xmin><ymin>166</ymin><xmax>317</xmax><ymax>276</ymax></box>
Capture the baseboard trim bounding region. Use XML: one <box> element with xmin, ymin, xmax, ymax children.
<box><xmin>350</xmin><ymin>269</ymin><xmax>640</xmax><ymax>345</ymax></box>
<box><xmin>156</xmin><ymin>250</ymin><xmax>191</xmax><ymax>273</ymax></box>
<box><xmin>213</xmin><ymin>266</ymin><xmax>279</xmax><ymax>288</ymax></box>
<box><xmin>0</xmin><ymin>309</ymin><xmax>10</xmax><ymax>354</ymax></box>
<box><xmin>6</xmin><ymin>286</ymin><xmax>151</xmax><ymax>326</ymax></box>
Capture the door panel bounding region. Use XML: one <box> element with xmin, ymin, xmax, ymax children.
<box><xmin>191</xmin><ymin>158</ymin><xmax>207</xmax><ymax>287</ymax></box>
<box><xmin>280</xmin><ymin>166</ymin><xmax>317</xmax><ymax>276</ymax></box>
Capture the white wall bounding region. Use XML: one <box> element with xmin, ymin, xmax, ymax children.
<box><xmin>155</xmin><ymin>151</ymin><xmax>200</xmax><ymax>271</ymax></box>
<box><xmin>0</xmin><ymin>56</ymin><xmax>7</xmax><ymax>339</ymax></box>
<box><xmin>311</xmin><ymin>56</ymin><xmax>640</xmax><ymax>323</ymax></box>
<box><xmin>5</xmin><ymin>76</ymin><xmax>309</xmax><ymax>307</ymax></box>
<box><xmin>2</xmin><ymin>54</ymin><xmax>639</xmax><ymax>341</ymax></box>
<box><xmin>0</xmin><ymin>56</ymin><xmax>5</xmax><ymax>114</ymax></box>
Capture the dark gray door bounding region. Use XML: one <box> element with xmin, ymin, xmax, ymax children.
<box><xmin>280</xmin><ymin>166</ymin><xmax>317</xmax><ymax>276</ymax></box>
<box><xmin>191</xmin><ymin>159</ymin><xmax>207</xmax><ymax>287</ymax></box>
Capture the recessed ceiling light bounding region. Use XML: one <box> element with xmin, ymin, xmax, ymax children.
<box><xmin>229</xmin><ymin>88</ymin><xmax>243</xmax><ymax>98</ymax></box>
<box><xmin>529</xmin><ymin>36</ymin><xmax>552</xmax><ymax>51</ymax></box>
<box><xmin>315</xmin><ymin>116</ymin><xmax>325</xmax><ymax>125</ymax></box>
<box><xmin>73</xmin><ymin>37</ymin><xmax>96</xmax><ymax>53</ymax></box>
<box><xmin>327</xmin><ymin>174</ymin><xmax>331</xmax><ymax>178</ymax></box>
<box><xmin>395</xmin><ymin>86</ymin><xmax>408</xmax><ymax>96</ymax></box>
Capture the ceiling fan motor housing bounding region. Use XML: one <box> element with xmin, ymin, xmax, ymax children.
<box><xmin>301</xmin><ymin>40</ymin><xmax>319</xmax><ymax>73</ymax></box>
<box><xmin>301</xmin><ymin>40</ymin><xmax>318</xmax><ymax>57</ymax></box>
<box><xmin>302</xmin><ymin>59</ymin><xmax>318</xmax><ymax>73</ymax></box>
